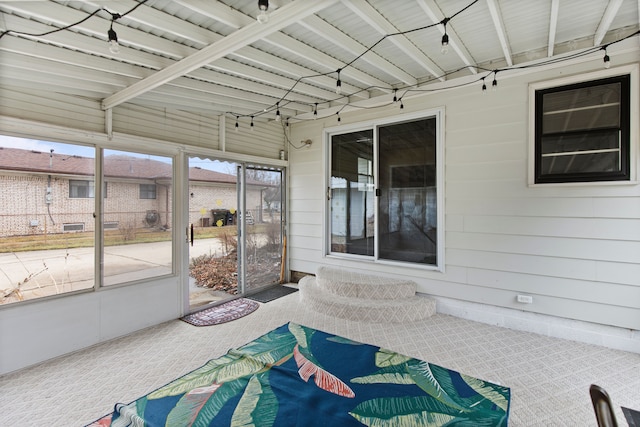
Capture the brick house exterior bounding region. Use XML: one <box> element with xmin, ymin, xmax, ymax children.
<box><xmin>0</xmin><ymin>147</ymin><xmax>264</xmax><ymax>238</ymax></box>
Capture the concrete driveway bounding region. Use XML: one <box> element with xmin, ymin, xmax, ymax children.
<box><xmin>0</xmin><ymin>238</ymin><xmax>226</xmax><ymax>303</ymax></box>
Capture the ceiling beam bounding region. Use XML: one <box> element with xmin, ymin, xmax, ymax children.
<box><xmin>297</xmin><ymin>16</ymin><xmax>418</xmax><ymax>86</ymax></box>
<box><xmin>102</xmin><ymin>0</ymin><xmax>340</xmax><ymax>110</ymax></box>
<box><xmin>175</xmin><ymin>0</ymin><xmax>370</xmax><ymax>98</ymax></box>
<box><xmin>594</xmin><ymin>0</ymin><xmax>624</xmax><ymax>46</ymax></box>
<box><xmin>547</xmin><ymin>0</ymin><xmax>559</xmax><ymax>57</ymax></box>
<box><xmin>0</xmin><ymin>15</ymin><xmax>325</xmax><ymax>112</ymax></box>
<box><xmin>486</xmin><ymin>0</ymin><xmax>513</xmax><ymax>67</ymax></box>
<box><xmin>341</xmin><ymin>0</ymin><xmax>445</xmax><ymax>81</ymax></box>
<box><xmin>414</xmin><ymin>0</ymin><xmax>477</xmax><ymax>74</ymax></box>
<box><xmin>264</xmin><ymin>32</ymin><xmax>390</xmax><ymax>93</ymax></box>
<box><xmin>172</xmin><ymin>0</ymin><xmax>246</xmax><ymax>30</ymax></box>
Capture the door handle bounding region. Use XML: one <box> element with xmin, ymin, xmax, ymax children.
<box><xmin>190</xmin><ymin>223</ymin><xmax>194</xmax><ymax>246</ymax></box>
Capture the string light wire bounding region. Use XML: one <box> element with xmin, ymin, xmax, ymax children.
<box><xmin>0</xmin><ymin>0</ymin><xmax>148</xmax><ymax>41</ymax></box>
<box><xmin>232</xmin><ymin>2</ymin><xmax>638</xmax><ymax>126</ymax></box>
<box><xmin>1</xmin><ymin>0</ymin><xmax>637</xmax><ymax>127</ymax></box>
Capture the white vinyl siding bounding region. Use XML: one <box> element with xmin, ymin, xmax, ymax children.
<box><xmin>288</xmin><ymin>53</ymin><xmax>640</xmax><ymax>331</ymax></box>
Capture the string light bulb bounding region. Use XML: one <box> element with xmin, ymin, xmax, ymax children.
<box><xmin>275</xmin><ymin>102</ymin><xmax>281</xmax><ymax>122</ymax></box>
<box><xmin>107</xmin><ymin>27</ymin><xmax>119</xmax><ymax>54</ymax></box>
<box><xmin>235</xmin><ymin>116</ymin><xmax>239</xmax><ymax>132</ymax></box>
<box><xmin>603</xmin><ymin>47</ymin><xmax>611</xmax><ymax>69</ymax></box>
<box><xmin>107</xmin><ymin>14</ymin><xmax>121</xmax><ymax>54</ymax></box>
<box><xmin>250</xmin><ymin>116</ymin><xmax>254</xmax><ymax>131</ymax></box>
<box><xmin>393</xmin><ymin>89</ymin><xmax>397</xmax><ymax>103</ymax></box>
<box><xmin>400</xmin><ymin>100</ymin><xmax>404</xmax><ymax>110</ymax></box>
<box><xmin>257</xmin><ymin>0</ymin><xmax>269</xmax><ymax>24</ymax></box>
<box><xmin>441</xmin><ymin>33</ymin><xmax>449</xmax><ymax>54</ymax></box>
<box><xmin>492</xmin><ymin>72</ymin><xmax>498</xmax><ymax>92</ymax></box>
<box><xmin>313</xmin><ymin>103</ymin><xmax>318</xmax><ymax>119</ymax></box>
<box><xmin>335</xmin><ymin>69</ymin><xmax>342</xmax><ymax>95</ymax></box>
<box><xmin>336</xmin><ymin>112</ymin><xmax>341</xmax><ymax>123</ymax></box>
<box><xmin>481</xmin><ymin>77</ymin><xmax>487</xmax><ymax>94</ymax></box>
<box><xmin>440</xmin><ymin>18</ymin><xmax>450</xmax><ymax>54</ymax></box>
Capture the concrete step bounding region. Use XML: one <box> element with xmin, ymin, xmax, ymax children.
<box><xmin>299</xmin><ymin>275</ymin><xmax>436</xmax><ymax>323</ymax></box>
<box><xmin>315</xmin><ymin>266</ymin><xmax>416</xmax><ymax>300</ymax></box>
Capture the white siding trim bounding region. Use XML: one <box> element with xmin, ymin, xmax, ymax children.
<box><xmin>435</xmin><ymin>296</ymin><xmax>640</xmax><ymax>353</ymax></box>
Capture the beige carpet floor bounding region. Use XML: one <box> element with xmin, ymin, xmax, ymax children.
<box><xmin>1</xmin><ymin>291</ymin><xmax>639</xmax><ymax>426</ymax></box>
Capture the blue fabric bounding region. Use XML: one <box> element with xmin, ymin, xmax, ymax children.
<box><xmin>91</xmin><ymin>323</ymin><xmax>510</xmax><ymax>426</ymax></box>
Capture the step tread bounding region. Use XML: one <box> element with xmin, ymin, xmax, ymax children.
<box><xmin>316</xmin><ymin>266</ymin><xmax>416</xmax><ymax>300</ymax></box>
<box><xmin>299</xmin><ymin>276</ymin><xmax>435</xmax><ymax>323</ymax></box>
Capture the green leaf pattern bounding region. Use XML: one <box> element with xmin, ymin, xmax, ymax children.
<box><xmin>460</xmin><ymin>373</ymin><xmax>509</xmax><ymax>412</ymax></box>
<box><xmin>230</xmin><ymin>372</ymin><xmax>278</xmax><ymax>427</ymax></box>
<box><xmin>349</xmin><ymin>352</ymin><xmax>509</xmax><ymax>426</ymax></box>
<box><xmin>147</xmin><ymin>354</ymin><xmax>265</xmax><ymax>399</ymax></box>
<box><xmin>375</xmin><ymin>348</ymin><xmax>413</xmax><ymax>367</ymax></box>
<box><xmin>407</xmin><ymin>362</ymin><xmax>468</xmax><ymax>412</ymax></box>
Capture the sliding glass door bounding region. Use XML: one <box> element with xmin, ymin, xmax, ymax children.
<box><xmin>328</xmin><ymin>113</ymin><xmax>443</xmax><ymax>268</ymax></box>
<box><xmin>377</xmin><ymin>118</ymin><xmax>438</xmax><ymax>264</ymax></box>
<box><xmin>329</xmin><ymin>130</ymin><xmax>375</xmax><ymax>256</ymax></box>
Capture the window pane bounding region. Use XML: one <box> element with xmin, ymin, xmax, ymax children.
<box><xmin>139</xmin><ymin>184</ymin><xmax>157</xmax><ymax>199</ymax></box>
<box><xmin>69</xmin><ymin>180</ymin><xmax>94</xmax><ymax>198</ymax></box>
<box><xmin>535</xmin><ymin>75</ymin><xmax>629</xmax><ymax>183</ymax></box>
<box><xmin>0</xmin><ymin>137</ymin><xmax>95</xmax><ymax>305</ymax></box>
<box><xmin>541</xmin><ymin>130</ymin><xmax>620</xmax><ymax>155</ymax></box>
<box><xmin>542</xmin><ymin>82</ymin><xmax>621</xmax><ymax>133</ymax></box>
<box><xmin>543</xmin><ymin>104</ymin><xmax>620</xmax><ymax>133</ymax></box>
<box><xmin>378</xmin><ymin>118</ymin><xmax>437</xmax><ymax>265</ymax></box>
<box><xmin>541</xmin><ymin>151</ymin><xmax>619</xmax><ymax>175</ymax></box>
<box><xmin>102</xmin><ymin>150</ymin><xmax>173</xmax><ymax>286</ymax></box>
<box><xmin>330</xmin><ymin>130</ymin><xmax>374</xmax><ymax>256</ymax></box>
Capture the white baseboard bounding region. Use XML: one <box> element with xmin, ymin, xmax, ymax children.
<box><xmin>433</xmin><ymin>296</ymin><xmax>640</xmax><ymax>354</ymax></box>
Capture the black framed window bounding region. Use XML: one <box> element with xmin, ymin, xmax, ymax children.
<box><xmin>139</xmin><ymin>183</ymin><xmax>157</xmax><ymax>199</ymax></box>
<box><xmin>534</xmin><ymin>75</ymin><xmax>630</xmax><ymax>183</ymax></box>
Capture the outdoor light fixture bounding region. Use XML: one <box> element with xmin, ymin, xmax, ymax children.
<box><xmin>107</xmin><ymin>26</ymin><xmax>119</xmax><ymax>54</ymax></box>
<box><xmin>603</xmin><ymin>47</ymin><xmax>611</xmax><ymax>68</ymax></box>
<box><xmin>335</xmin><ymin>69</ymin><xmax>342</xmax><ymax>95</ymax></box>
<box><xmin>441</xmin><ymin>33</ymin><xmax>449</xmax><ymax>54</ymax></box>
<box><xmin>275</xmin><ymin>102</ymin><xmax>281</xmax><ymax>122</ymax></box>
<box><xmin>440</xmin><ymin>18</ymin><xmax>450</xmax><ymax>54</ymax></box>
<box><xmin>257</xmin><ymin>0</ymin><xmax>269</xmax><ymax>24</ymax></box>
<box><xmin>107</xmin><ymin>13</ymin><xmax>121</xmax><ymax>54</ymax></box>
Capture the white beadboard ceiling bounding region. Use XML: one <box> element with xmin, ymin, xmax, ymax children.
<box><xmin>0</xmin><ymin>0</ymin><xmax>638</xmax><ymax>124</ymax></box>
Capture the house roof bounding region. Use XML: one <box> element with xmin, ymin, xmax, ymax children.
<box><xmin>0</xmin><ymin>146</ymin><xmax>238</xmax><ymax>183</ymax></box>
<box><xmin>0</xmin><ymin>1</ymin><xmax>637</xmax><ymax>124</ymax></box>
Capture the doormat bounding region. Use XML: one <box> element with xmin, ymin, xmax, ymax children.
<box><xmin>181</xmin><ymin>298</ymin><xmax>259</xmax><ymax>327</ymax></box>
<box><xmin>247</xmin><ymin>286</ymin><xmax>298</xmax><ymax>303</ymax></box>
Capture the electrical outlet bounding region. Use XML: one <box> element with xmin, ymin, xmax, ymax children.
<box><xmin>516</xmin><ymin>294</ymin><xmax>533</xmax><ymax>304</ymax></box>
